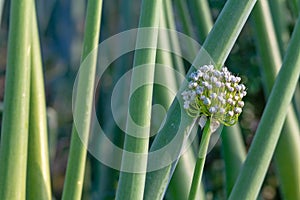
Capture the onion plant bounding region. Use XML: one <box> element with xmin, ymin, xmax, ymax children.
<box><xmin>0</xmin><ymin>0</ymin><xmax>299</xmax><ymax>199</ymax></box>
<box><xmin>144</xmin><ymin>0</ymin><xmax>257</xmax><ymax>198</ymax></box>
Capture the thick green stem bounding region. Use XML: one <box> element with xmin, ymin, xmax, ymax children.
<box><xmin>252</xmin><ymin>1</ymin><xmax>300</xmax><ymax>199</ymax></box>
<box><xmin>188</xmin><ymin>119</ymin><xmax>211</xmax><ymax>200</ymax></box>
<box><xmin>229</xmin><ymin>15</ymin><xmax>300</xmax><ymax>200</ymax></box>
<box><xmin>62</xmin><ymin>0</ymin><xmax>102</xmax><ymax>199</ymax></box>
<box><xmin>163</xmin><ymin>0</ymin><xmax>186</xmax><ymax>77</ymax></box>
<box><xmin>174</xmin><ymin>0</ymin><xmax>198</xmax><ymax>56</ymax></box>
<box><xmin>0</xmin><ymin>0</ymin><xmax>32</xmax><ymax>199</ymax></box>
<box><xmin>144</xmin><ymin>0</ymin><xmax>257</xmax><ymax>198</ymax></box>
<box><xmin>191</xmin><ymin>0</ymin><xmax>213</xmax><ymax>43</ymax></box>
<box><xmin>26</xmin><ymin>2</ymin><xmax>52</xmax><ymax>199</ymax></box>
<box><xmin>174</xmin><ymin>0</ymin><xmax>196</xmax><ymax>39</ymax></box>
<box><xmin>115</xmin><ymin>0</ymin><xmax>161</xmax><ymax>199</ymax></box>
<box><xmin>268</xmin><ymin>0</ymin><xmax>290</xmax><ymax>56</ymax></box>
<box><xmin>221</xmin><ymin>125</ymin><xmax>246</xmax><ymax>196</ymax></box>
<box><xmin>156</xmin><ymin>11</ymin><xmax>205</xmax><ymax>199</ymax></box>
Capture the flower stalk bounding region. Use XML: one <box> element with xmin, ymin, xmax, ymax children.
<box><xmin>182</xmin><ymin>65</ymin><xmax>246</xmax><ymax>200</ymax></box>
<box><xmin>188</xmin><ymin>118</ymin><xmax>211</xmax><ymax>200</ymax></box>
<box><xmin>144</xmin><ymin>0</ymin><xmax>257</xmax><ymax>198</ymax></box>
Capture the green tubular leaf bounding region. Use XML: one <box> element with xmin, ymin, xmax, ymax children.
<box><xmin>174</xmin><ymin>0</ymin><xmax>196</xmax><ymax>40</ymax></box>
<box><xmin>174</xmin><ymin>0</ymin><xmax>198</xmax><ymax>58</ymax></box>
<box><xmin>268</xmin><ymin>0</ymin><xmax>290</xmax><ymax>56</ymax></box>
<box><xmin>144</xmin><ymin>0</ymin><xmax>257</xmax><ymax>199</ymax></box>
<box><xmin>61</xmin><ymin>0</ymin><xmax>103</xmax><ymax>199</ymax></box>
<box><xmin>0</xmin><ymin>0</ymin><xmax>32</xmax><ymax>199</ymax></box>
<box><xmin>222</xmin><ymin>125</ymin><xmax>246</xmax><ymax>196</ymax></box>
<box><xmin>115</xmin><ymin>0</ymin><xmax>161</xmax><ymax>199</ymax></box>
<box><xmin>252</xmin><ymin>1</ymin><xmax>300</xmax><ymax>199</ymax></box>
<box><xmin>26</xmin><ymin>2</ymin><xmax>52</xmax><ymax>200</ymax></box>
<box><xmin>156</xmin><ymin>9</ymin><xmax>205</xmax><ymax>199</ymax></box>
<box><xmin>191</xmin><ymin>0</ymin><xmax>213</xmax><ymax>43</ymax></box>
<box><xmin>229</xmin><ymin>15</ymin><xmax>300</xmax><ymax>200</ymax></box>
<box><xmin>163</xmin><ymin>0</ymin><xmax>186</xmax><ymax>77</ymax></box>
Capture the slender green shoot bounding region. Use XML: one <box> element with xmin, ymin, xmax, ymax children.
<box><xmin>188</xmin><ymin>119</ymin><xmax>211</xmax><ymax>200</ymax></box>
<box><xmin>163</xmin><ymin>0</ymin><xmax>186</xmax><ymax>77</ymax></box>
<box><xmin>229</xmin><ymin>15</ymin><xmax>300</xmax><ymax>200</ymax></box>
<box><xmin>221</xmin><ymin>125</ymin><xmax>246</xmax><ymax>196</ymax></box>
<box><xmin>268</xmin><ymin>0</ymin><xmax>290</xmax><ymax>56</ymax></box>
<box><xmin>174</xmin><ymin>0</ymin><xmax>198</xmax><ymax>56</ymax></box>
<box><xmin>0</xmin><ymin>0</ymin><xmax>32</xmax><ymax>199</ymax></box>
<box><xmin>62</xmin><ymin>0</ymin><xmax>103</xmax><ymax>199</ymax></box>
<box><xmin>26</xmin><ymin>2</ymin><xmax>52</xmax><ymax>199</ymax></box>
<box><xmin>191</xmin><ymin>0</ymin><xmax>213</xmax><ymax>43</ymax></box>
<box><xmin>252</xmin><ymin>1</ymin><xmax>300</xmax><ymax>199</ymax></box>
<box><xmin>115</xmin><ymin>0</ymin><xmax>161</xmax><ymax>199</ymax></box>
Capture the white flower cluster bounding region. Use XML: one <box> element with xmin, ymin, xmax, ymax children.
<box><xmin>181</xmin><ymin>65</ymin><xmax>246</xmax><ymax>126</ymax></box>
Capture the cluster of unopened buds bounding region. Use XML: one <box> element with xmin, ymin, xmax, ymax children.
<box><xmin>181</xmin><ymin>64</ymin><xmax>246</xmax><ymax>129</ymax></box>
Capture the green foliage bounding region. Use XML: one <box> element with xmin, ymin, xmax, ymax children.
<box><xmin>26</xmin><ymin>2</ymin><xmax>52</xmax><ymax>199</ymax></box>
<box><xmin>62</xmin><ymin>0</ymin><xmax>103</xmax><ymax>199</ymax></box>
<box><xmin>0</xmin><ymin>0</ymin><xmax>32</xmax><ymax>199</ymax></box>
<box><xmin>0</xmin><ymin>0</ymin><xmax>299</xmax><ymax>199</ymax></box>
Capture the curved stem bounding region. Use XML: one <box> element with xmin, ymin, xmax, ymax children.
<box><xmin>188</xmin><ymin>119</ymin><xmax>211</xmax><ymax>200</ymax></box>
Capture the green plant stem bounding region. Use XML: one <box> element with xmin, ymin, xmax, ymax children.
<box><xmin>268</xmin><ymin>0</ymin><xmax>290</xmax><ymax>56</ymax></box>
<box><xmin>229</xmin><ymin>15</ymin><xmax>300</xmax><ymax>200</ymax></box>
<box><xmin>144</xmin><ymin>0</ymin><xmax>257</xmax><ymax>198</ymax></box>
<box><xmin>221</xmin><ymin>125</ymin><xmax>246</xmax><ymax>196</ymax></box>
<box><xmin>61</xmin><ymin>0</ymin><xmax>102</xmax><ymax>199</ymax></box>
<box><xmin>188</xmin><ymin>119</ymin><xmax>211</xmax><ymax>200</ymax></box>
<box><xmin>156</xmin><ymin>13</ymin><xmax>205</xmax><ymax>199</ymax></box>
<box><xmin>188</xmin><ymin>0</ymin><xmax>247</xmax><ymax>195</ymax></box>
<box><xmin>115</xmin><ymin>0</ymin><xmax>161</xmax><ymax>199</ymax></box>
<box><xmin>0</xmin><ymin>0</ymin><xmax>32</xmax><ymax>200</ymax></box>
<box><xmin>174</xmin><ymin>0</ymin><xmax>196</xmax><ymax>39</ymax></box>
<box><xmin>191</xmin><ymin>0</ymin><xmax>213</xmax><ymax>43</ymax></box>
<box><xmin>252</xmin><ymin>1</ymin><xmax>300</xmax><ymax>199</ymax></box>
<box><xmin>167</xmin><ymin>146</ymin><xmax>206</xmax><ymax>200</ymax></box>
<box><xmin>163</xmin><ymin>0</ymin><xmax>186</xmax><ymax>77</ymax></box>
<box><xmin>0</xmin><ymin>0</ymin><xmax>32</xmax><ymax>199</ymax></box>
<box><xmin>174</xmin><ymin>0</ymin><xmax>198</xmax><ymax>56</ymax></box>
<box><xmin>26</xmin><ymin>2</ymin><xmax>52</xmax><ymax>200</ymax></box>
